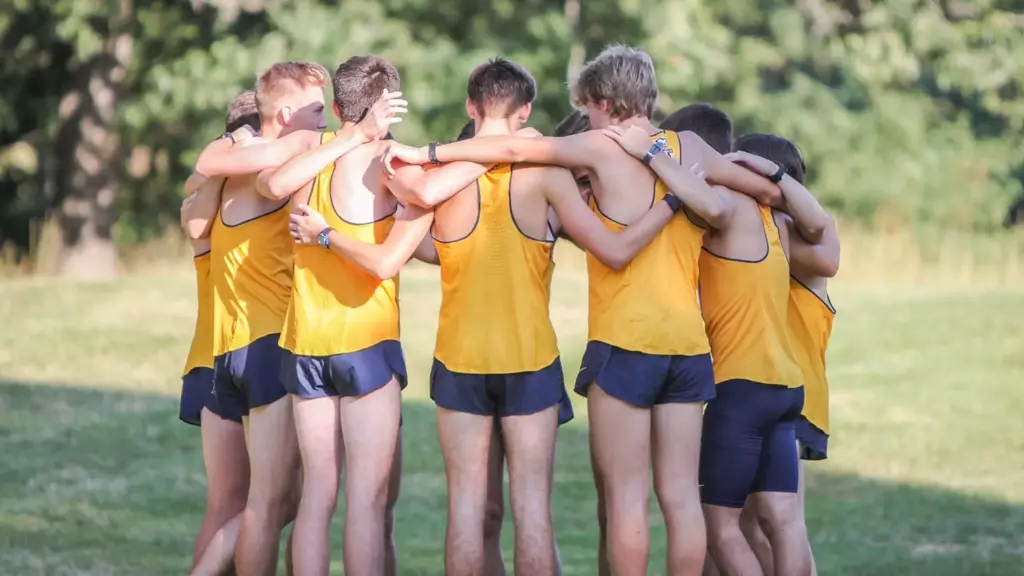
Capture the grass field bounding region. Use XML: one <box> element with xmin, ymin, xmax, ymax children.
<box><xmin>2</xmin><ymin>247</ymin><xmax>1024</xmax><ymax>575</ymax></box>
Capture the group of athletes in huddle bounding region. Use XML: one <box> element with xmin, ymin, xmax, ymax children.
<box><xmin>177</xmin><ymin>43</ymin><xmax>839</xmax><ymax>576</ymax></box>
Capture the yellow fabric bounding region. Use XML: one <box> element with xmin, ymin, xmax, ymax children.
<box><xmin>698</xmin><ymin>205</ymin><xmax>803</xmax><ymax>387</ymax></box>
<box><xmin>788</xmin><ymin>278</ymin><xmax>835</xmax><ymax>432</ymax></box>
<box><xmin>210</xmin><ymin>190</ymin><xmax>292</xmax><ymax>356</ymax></box>
<box><xmin>586</xmin><ymin>130</ymin><xmax>710</xmax><ymax>356</ymax></box>
<box><xmin>183</xmin><ymin>252</ymin><xmax>214</xmax><ymax>374</ymax></box>
<box><xmin>280</xmin><ymin>132</ymin><xmax>399</xmax><ymax>356</ymax></box>
<box><xmin>433</xmin><ymin>163</ymin><xmax>558</xmax><ymax>373</ymax></box>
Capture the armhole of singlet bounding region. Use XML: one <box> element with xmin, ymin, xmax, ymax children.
<box><xmin>218</xmin><ymin>177</ymin><xmax>287</xmax><ymax>228</ymax></box>
<box><xmin>791</xmin><ymin>274</ymin><xmax>836</xmax><ymax>314</ymax></box>
<box><xmin>328</xmin><ymin>140</ymin><xmax>398</xmax><ymax>226</ymax></box>
<box><xmin>433</xmin><ymin>178</ymin><xmax>481</xmax><ymax>244</ymax></box>
<box><xmin>666</xmin><ymin>130</ymin><xmax>708</xmax><ymax>230</ymax></box>
<box><xmin>770</xmin><ymin>209</ymin><xmax>790</xmax><ymax>263</ymax></box>
<box><xmin>193</xmin><ymin>250</ymin><xmax>211</xmax><ymax>259</ymax></box>
<box><xmin>508</xmin><ymin>164</ymin><xmax>555</xmax><ymax>245</ymax></box>
<box><xmin>700</xmin><ymin>201</ymin><xmax>770</xmax><ymax>264</ymax></box>
<box><xmin>298</xmin><ymin>133</ymin><xmax>328</xmax><ymax>207</ymax></box>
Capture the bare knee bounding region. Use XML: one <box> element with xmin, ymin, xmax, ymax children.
<box><xmin>483</xmin><ymin>499</ymin><xmax>504</xmax><ymax>540</ymax></box>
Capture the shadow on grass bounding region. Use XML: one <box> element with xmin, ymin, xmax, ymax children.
<box><xmin>0</xmin><ymin>380</ymin><xmax>1022</xmax><ymax>575</ymax></box>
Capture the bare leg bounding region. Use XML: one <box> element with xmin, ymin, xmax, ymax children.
<box><xmin>740</xmin><ymin>499</ymin><xmax>773</xmax><ymax>576</ymax></box>
<box><xmin>437</xmin><ymin>408</ymin><xmax>493</xmax><ymax>576</ymax></box>
<box><xmin>290</xmin><ymin>396</ymin><xmax>342</xmax><ymax>576</ymax></box>
<box><xmin>339</xmin><ymin>379</ymin><xmax>402</xmax><ymax>576</ymax></box>
<box><xmin>235</xmin><ymin>396</ymin><xmax>300</xmax><ymax>576</ymax></box>
<box><xmin>501</xmin><ymin>406</ymin><xmax>558</xmax><ymax>576</ymax></box>
<box><xmin>751</xmin><ymin>492</ymin><xmax>810</xmax><ymax>576</ymax></box>
<box><xmin>704</xmin><ymin>505</ymin><xmax>764</xmax><ymax>576</ymax></box>
<box><xmin>588</xmin><ymin>385</ymin><xmax>651</xmax><ymax>575</ymax></box>
<box><xmin>797</xmin><ymin>459</ymin><xmax>818</xmax><ymax>576</ymax></box>
<box><xmin>384</xmin><ymin>431</ymin><xmax>403</xmax><ymax>576</ymax></box>
<box><xmin>483</xmin><ymin>422</ymin><xmax>507</xmax><ymax>576</ymax></box>
<box><xmin>589</xmin><ymin>447</ymin><xmax>610</xmax><ymax>576</ymax></box>
<box><xmin>652</xmin><ymin>402</ymin><xmax>706</xmax><ymax>575</ymax></box>
<box><xmin>192</xmin><ymin>408</ymin><xmax>249</xmax><ymax>569</ymax></box>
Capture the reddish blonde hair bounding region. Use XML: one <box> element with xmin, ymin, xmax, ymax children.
<box><xmin>255</xmin><ymin>61</ymin><xmax>329</xmax><ymax>119</ymax></box>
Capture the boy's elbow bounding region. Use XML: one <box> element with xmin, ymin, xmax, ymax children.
<box><xmin>605</xmin><ymin>248</ymin><xmax>628</xmax><ymax>271</ymax></box>
<box><xmin>704</xmin><ymin>203</ymin><xmax>730</xmax><ymax>229</ymax></box>
<box><xmin>822</xmin><ymin>258</ymin><xmax>840</xmax><ymax>278</ymax></box>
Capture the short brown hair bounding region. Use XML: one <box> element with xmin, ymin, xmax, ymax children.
<box><xmin>332</xmin><ymin>55</ymin><xmax>400</xmax><ymax>123</ymax></box>
<box><xmin>255</xmin><ymin>61</ymin><xmax>329</xmax><ymax>119</ymax></box>
<box><xmin>733</xmin><ymin>133</ymin><xmax>807</xmax><ymax>184</ymax></box>
<box><xmin>225</xmin><ymin>91</ymin><xmax>260</xmax><ymax>133</ymax></box>
<box><xmin>660</xmin><ymin>103</ymin><xmax>733</xmax><ymax>155</ymax></box>
<box><xmin>466</xmin><ymin>58</ymin><xmax>536</xmax><ymax>117</ymax></box>
<box><xmin>571</xmin><ymin>45</ymin><xmax>658</xmax><ymax>119</ymax></box>
<box><xmin>553</xmin><ymin>109</ymin><xmax>590</xmax><ymax>137</ymax></box>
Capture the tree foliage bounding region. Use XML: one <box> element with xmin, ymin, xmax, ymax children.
<box><xmin>1</xmin><ymin>0</ymin><xmax>1022</xmax><ymax>274</ymax></box>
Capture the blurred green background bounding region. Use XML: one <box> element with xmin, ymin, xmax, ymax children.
<box><xmin>2</xmin><ymin>0</ymin><xmax>1024</xmax><ymax>275</ymax></box>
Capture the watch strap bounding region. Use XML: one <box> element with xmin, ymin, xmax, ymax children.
<box><xmin>428</xmin><ymin>142</ymin><xmax>441</xmax><ymax>164</ymax></box>
<box><xmin>662</xmin><ymin>195</ymin><xmax>684</xmax><ymax>213</ymax></box>
<box><xmin>317</xmin><ymin>227</ymin><xmax>333</xmax><ymax>249</ymax></box>
<box><xmin>768</xmin><ymin>164</ymin><xmax>786</xmax><ymax>183</ymax></box>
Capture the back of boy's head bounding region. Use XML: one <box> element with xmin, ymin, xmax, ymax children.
<box><xmin>659</xmin><ymin>103</ymin><xmax>732</xmax><ymax>155</ymax></box>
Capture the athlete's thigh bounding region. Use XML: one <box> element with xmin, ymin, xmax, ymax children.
<box><xmin>246</xmin><ymin>396</ymin><xmax>299</xmax><ymax>496</ymax></box>
<box><xmin>338</xmin><ymin>377</ymin><xmax>402</xmax><ymax>480</ymax></box>
<box><xmin>651</xmin><ymin>401</ymin><xmax>703</xmax><ymax>493</ymax></box>
<box><xmin>386</xmin><ymin>428</ymin><xmax>402</xmax><ymax>508</ymax></box>
<box><xmin>293</xmin><ymin>396</ymin><xmax>342</xmax><ymax>478</ymax></box>
<box><xmin>500</xmin><ymin>405</ymin><xmax>558</xmax><ymax>507</ymax></box>
<box><xmin>588</xmin><ymin>385</ymin><xmax>650</xmax><ymax>492</ymax></box>
<box><xmin>201</xmin><ymin>407</ymin><xmax>250</xmax><ymax>497</ymax></box>
<box><xmin>437</xmin><ymin>407</ymin><xmax>494</xmax><ymax>487</ymax></box>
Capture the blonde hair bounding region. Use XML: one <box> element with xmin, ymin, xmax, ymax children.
<box><xmin>571</xmin><ymin>45</ymin><xmax>658</xmax><ymax>119</ymax></box>
<box><xmin>255</xmin><ymin>61</ymin><xmax>329</xmax><ymax>120</ymax></box>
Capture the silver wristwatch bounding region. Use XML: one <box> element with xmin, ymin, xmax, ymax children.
<box><xmin>317</xmin><ymin>227</ymin><xmax>333</xmax><ymax>249</ymax></box>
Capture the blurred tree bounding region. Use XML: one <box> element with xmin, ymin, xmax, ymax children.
<box><xmin>0</xmin><ymin>0</ymin><xmax>1021</xmax><ymax>274</ymax></box>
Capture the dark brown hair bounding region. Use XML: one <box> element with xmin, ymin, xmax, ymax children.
<box><xmin>659</xmin><ymin>103</ymin><xmax>732</xmax><ymax>155</ymax></box>
<box><xmin>466</xmin><ymin>58</ymin><xmax>536</xmax><ymax>117</ymax></box>
<box><xmin>332</xmin><ymin>55</ymin><xmax>400</xmax><ymax>123</ymax></box>
<box><xmin>553</xmin><ymin>109</ymin><xmax>590</xmax><ymax>137</ymax></box>
<box><xmin>733</xmin><ymin>133</ymin><xmax>807</xmax><ymax>184</ymax></box>
<box><xmin>225</xmin><ymin>91</ymin><xmax>259</xmax><ymax>133</ymax></box>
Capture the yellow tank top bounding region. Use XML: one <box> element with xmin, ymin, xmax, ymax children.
<box><xmin>433</xmin><ymin>163</ymin><xmax>559</xmax><ymax>373</ymax></box>
<box><xmin>788</xmin><ymin>277</ymin><xmax>835</xmax><ymax>432</ymax></box>
<box><xmin>587</xmin><ymin>130</ymin><xmax>709</xmax><ymax>356</ymax></box>
<box><xmin>183</xmin><ymin>252</ymin><xmax>214</xmax><ymax>375</ymax></box>
<box><xmin>698</xmin><ymin>205</ymin><xmax>802</xmax><ymax>387</ymax></box>
<box><xmin>210</xmin><ymin>191</ymin><xmax>293</xmax><ymax>356</ymax></box>
<box><xmin>279</xmin><ymin>132</ymin><xmax>400</xmax><ymax>356</ymax></box>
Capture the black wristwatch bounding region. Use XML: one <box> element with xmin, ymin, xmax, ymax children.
<box><xmin>767</xmin><ymin>164</ymin><xmax>786</xmax><ymax>183</ymax></box>
<box><xmin>317</xmin><ymin>227</ymin><xmax>334</xmax><ymax>249</ymax></box>
<box><xmin>662</xmin><ymin>194</ymin><xmax>684</xmax><ymax>213</ymax></box>
<box><xmin>642</xmin><ymin>137</ymin><xmax>668</xmax><ymax>166</ymax></box>
<box><xmin>428</xmin><ymin>142</ymin><xmax>441</xmax><ymax>164</ymax></box>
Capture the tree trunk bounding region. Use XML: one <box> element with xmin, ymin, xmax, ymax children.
<box><xmin>52</xmin><ymin>0</ymin><xmax>133</xmax><ymax>278</ymax></box>
<box><xmin>565</xmin><ymin>0</ymin><xmax>585</xmax><ymax>88</ymax></box>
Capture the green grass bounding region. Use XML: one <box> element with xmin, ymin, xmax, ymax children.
<box><xmin>2</xmin><ymin>255</ymin><xmax>1024</xmax><ymax>575</ymax></box>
